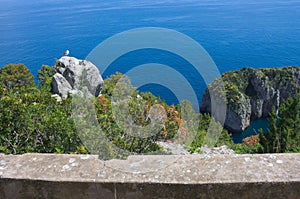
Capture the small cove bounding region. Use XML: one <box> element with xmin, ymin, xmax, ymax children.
<box><xmin>232</xmin><ymin>118</ymin><xmax>269</xmax><ymax>143</ymax></box>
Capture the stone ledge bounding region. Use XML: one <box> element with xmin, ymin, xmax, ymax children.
<box><xmin>0</xmin><ymin>153</ymin><xmax>299</xmax><ymax>198</ymax></box>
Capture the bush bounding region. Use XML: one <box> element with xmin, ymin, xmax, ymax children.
<box><xmin>0</xmin><ymin>63</ymin><xmax>34</xmax><ymax>89</ymax></box>
<box><xmin>0</xmin><ymin>86</ymin><xmax>83</xmax><ymax>154</ymax></box>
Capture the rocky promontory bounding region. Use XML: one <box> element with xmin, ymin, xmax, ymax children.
<box><xmin>51</xmin><ymin>56</ymin><xmax>104</xmax><ymax>99</ymax></box>
<box><xmin>201</xmin><ymin>66</ymin><xmax>300</xmax><ymax>133</ymax></box>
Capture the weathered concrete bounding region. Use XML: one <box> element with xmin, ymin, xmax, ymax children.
<box><xmin>0</xmin><ymin>153</ymin><xmax>299</xmax><ymax>198</ymax></box>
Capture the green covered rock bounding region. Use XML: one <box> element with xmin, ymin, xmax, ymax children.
<box><xmin>201</xmin><ymin>66</ymin><xmax>300</xmax><ymax>133</ymax></box>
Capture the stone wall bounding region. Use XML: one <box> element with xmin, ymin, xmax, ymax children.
<box><xmin>0</xmin><ymin>153</ymin><xmax>299</xmax><ymax>198</ymax></box>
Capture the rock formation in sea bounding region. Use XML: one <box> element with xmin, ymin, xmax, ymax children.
<box><xmin>51</xmin><ymin>56</ymin><xmax>103</xmax><ymax>99</ymax></box>
<box><xmin>200</xmin><ymin>66</ymin><xmax>300</xmax><ymax>133</ymax></box>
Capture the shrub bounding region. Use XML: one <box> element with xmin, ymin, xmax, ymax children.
<box><xmin>0</xmin><ymin>63</ymin><xmax>34</xmax><ymax>89</ymax></box>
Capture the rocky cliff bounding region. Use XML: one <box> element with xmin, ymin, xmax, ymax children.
<box><xmin>200</xmin><ymin>66</ymin><xmax>300</xmax><ymax>133</ymax></box>
<box><xmin>51</xmin><ymin>56</ymin><xmax>104</xmax><ymax>99</ymax></box>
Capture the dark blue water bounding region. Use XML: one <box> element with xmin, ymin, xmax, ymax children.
<box><xmin>1</xmin><ymin>0</ymin><xmax>299</xmax><ymax>75</ymax></box>
<box><xmin>1</xmin><ymin>0</ymin><xmax>299</xmax><ymax>142</ymax></box>
<box><xmin>232</xmin><ymin>118</ymin><xmax>269</xmax><ymax>143</ymax></box>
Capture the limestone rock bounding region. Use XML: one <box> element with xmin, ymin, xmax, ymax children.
<box><xmin>51</xmin><ymin>56</ymin><xmax>103</xmax><ymax>98</ymax></box>
<box><xmin>157</xmin><ymin>141</ymin><xmax>190</xmax><ymax>155</ymax></box>
<box><xmin>51</xmin><ymin>73</ymin><xmax>72</xmax><ymax>99</ymax></box>
<box><xmin>200</xmin><ymin>66</ymin><xmax>300</xmax><ymax>133</ymax></box>
<box><xmin>199</xmin><ymin>145</ymin><xmax>235</xmax><ymax>155</ymax></box>
<box><xmin>51</xmin><ymin>94</ymin><xmax>62</xmax><ymax>102</ymax></box>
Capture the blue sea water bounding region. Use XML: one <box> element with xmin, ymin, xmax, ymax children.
<box><xmin>0</xmin><ymin>0</ymin><xmax>299</xmax><ymax>142</ymax></box>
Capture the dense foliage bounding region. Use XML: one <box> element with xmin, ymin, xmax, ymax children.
<box><xmin>0</xmin><ymin>63</ymin><xmax>299</xmax><ymax>156</ymax></box>
<box><xmin>37</xmin><ymin>65</ymin><xmax>55</xmax><ymax>88</ymax></box>
<box><xmin>0</xmin><ymin>64</ymin><xmax>35</xmax><ymax>89</ymax></box>
<box><xmin>231</xmin><ymin>95</ymin><xmax>300</xmax><ymax>154</ymax></box>
<box><xmin>259</xmin><ymin>96</ymin><xmax>300</xmax><ymax>153</ymax></box>
<box><xmin>0</xmin><ymin>65</ymin><xmax>187</xmax><ymax>157</ymax></box>
<box><xmin>0</xmin><ymin>84</ymin><xmax>84</xmax><ymax>154</ymax></box>
<box><xmin>93</xmin><ymin>73</ymin><xmax>186</xmax><ymax>158</ymax></box>
<box><xmin>187</xmin><ymin>113</ymin><xmax>234</xmax><ymax>153</ymax></box>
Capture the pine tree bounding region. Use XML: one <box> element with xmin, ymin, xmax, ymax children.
<box><xmin>280</xmin><ymin>95</ymin><xmax>300</xmax><ymax>152</ymax></box>
<box><xmin>260</xmin><ymin>95</ymin><xmax>300</xmax><ymax>153</ymax></box>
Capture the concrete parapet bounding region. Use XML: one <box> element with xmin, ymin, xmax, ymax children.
<box><xmin>0</xmin><ymin>153</ymin><xmax>299</xmax><ymax>198</ymax></box>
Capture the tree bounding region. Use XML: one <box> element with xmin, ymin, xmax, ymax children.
<box><xmin>37</xmin><ymin>65</ymin><xmax>55</xmax><ymax>88</ymax></box>
<box><xmin>0</xmin><ymin>64</ymin><xmax>34</xmax><ymax>89</ymax></box>
<box><xmin>259</xmin><ymin>95</ymin><xmax>300</xmax><ymax>153</ymax></box>
<box><xmin>279</xmin><ymin>95</ymin><xmax>300</xmax><ymax>152</ymax></box>
<box><xmin>260</xmin><ymin>107</ymin><xmax>280</xmax><ymax>153</ymax></box>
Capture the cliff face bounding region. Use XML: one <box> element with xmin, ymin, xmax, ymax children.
<box><xmin>200</xmin><ymin>66</ymin><xmax>300</xmax><ymax>133</ymax></box>
<box><xmin>51</xmin><ymin>56</ymin><xmax>104</xmax><ymax>99</ymax></box>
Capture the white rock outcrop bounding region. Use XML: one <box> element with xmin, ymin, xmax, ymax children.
<box><xmin>51</xmin><ymin>56</ymin><xmax>103</xmax><ymax>98</ymax></box>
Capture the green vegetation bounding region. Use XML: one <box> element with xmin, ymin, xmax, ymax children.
<box><xmin>0</xmin><ymin>63</ymin><xmax>35</xmax><ymax>89</ymax></box>
<box><xmin>231</xmin><ymin>95</ymin><xmax>300</xmax><ymax>154</ymax></box>
<box><xmin>203</xmin><ymin>66</ymin><xmax>300</xmax><ymax>153</ymax></box>
<box><xmin>37</xmin><ymin>65</ymin><xmax>55</xmax><ymax>89</ymax></box>
<box><xmin>187</xmin><ymin>113</ymin><xmax>234</xmax><ymax>153</ymax></box>
<box><xmin>209</xmin><ymin>66</ymin><xmax>300</xmax><ymax>106</ymax></box>
<box><xmin>0</xmin><ymin>83</ymin><xmax>83</xmax><ymax>154</ymax></box>
<box><xmin>96</xmin><ymin>73</ymin><xmax>183</xmax><ymax>154</ymax></box>
<box><xmin>0</xmin><ymin>64</ymin><xmax>186</xmax><ymax>157</ymax></box>
<box><xmin>259</xmin><ymin>96</ymin><xmax>300</xmax><ymax>153</ymax></box>
<box><xmin>0</xmin><ymin>63</ymin><xmax>299</xmax><ymax>156</ymax></box>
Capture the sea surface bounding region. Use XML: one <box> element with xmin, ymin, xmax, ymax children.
<box><xmin>0</xmin><ymin>0</ymin><xmax>299</xmax><ymax>142</ymax></box>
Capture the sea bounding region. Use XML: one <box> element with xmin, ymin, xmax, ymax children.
<box><xmin>0</xmin><ymin>0</ymin><xmax>299</xmax><ymax>142</ymax></box>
